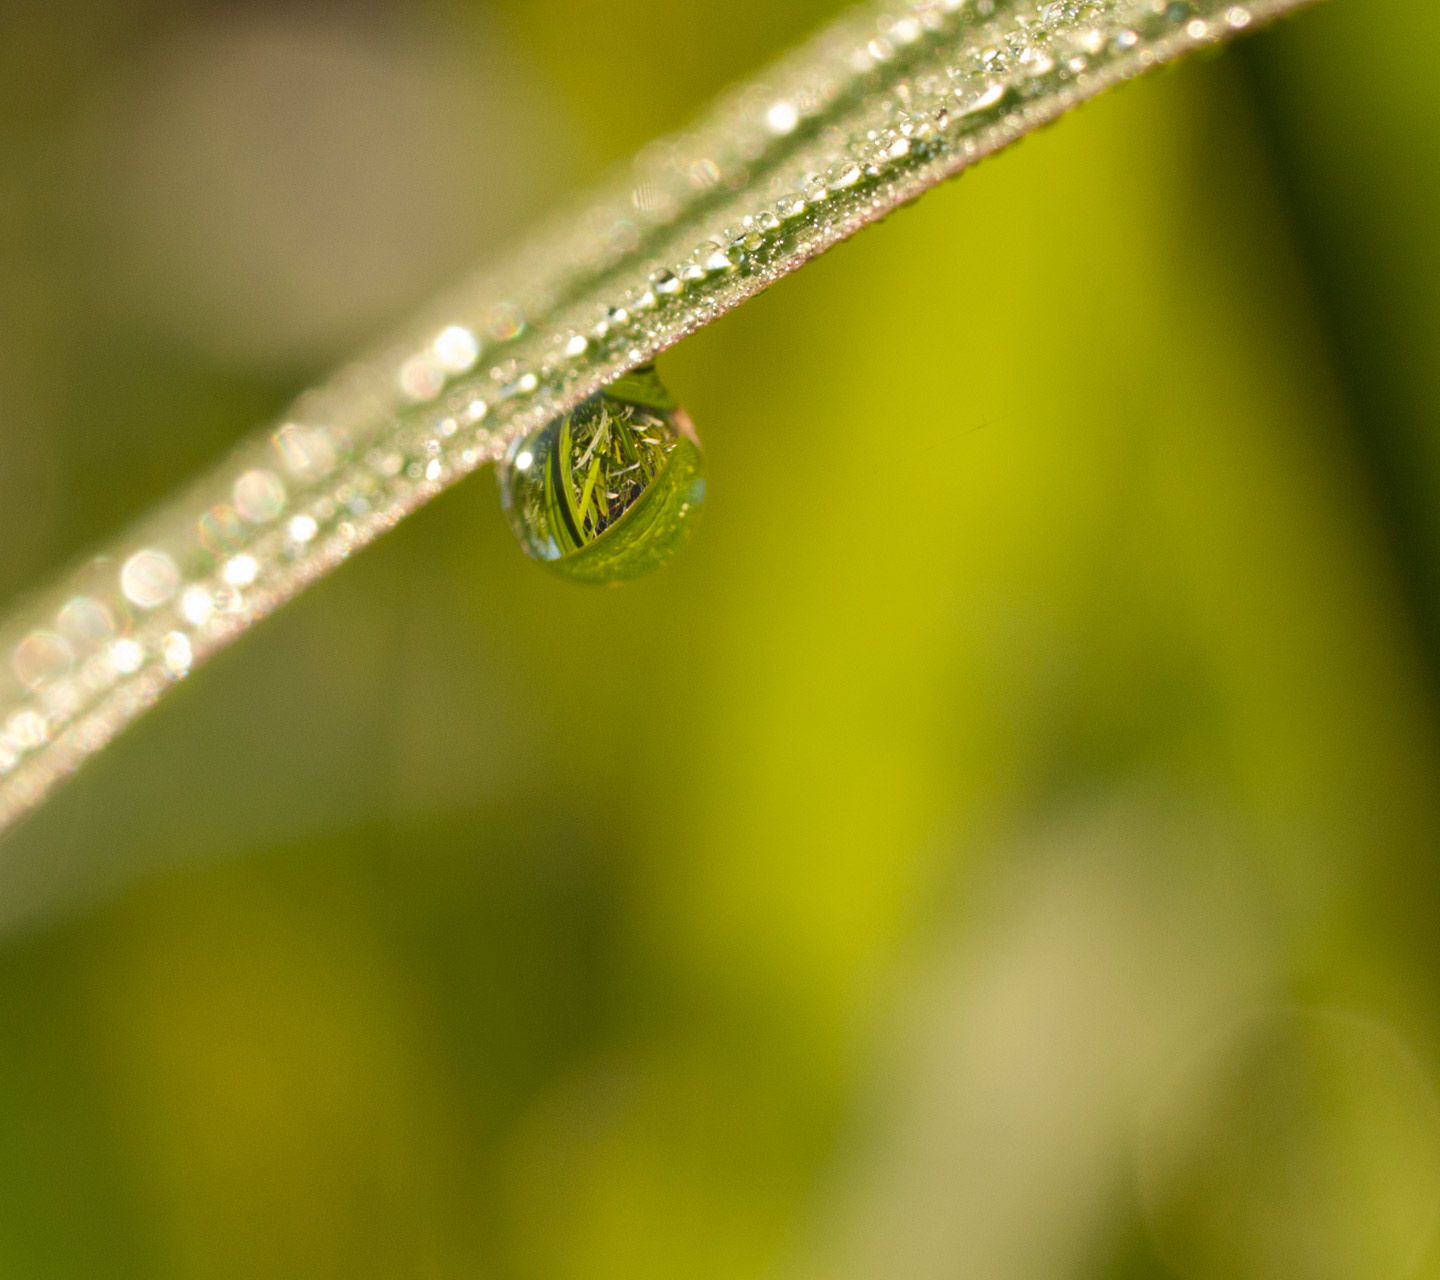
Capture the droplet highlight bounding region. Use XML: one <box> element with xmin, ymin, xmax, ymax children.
<box><xmin>498</xmin><ymin>365</ymin><xmax>704</xmax><ymax>585</ymax></box>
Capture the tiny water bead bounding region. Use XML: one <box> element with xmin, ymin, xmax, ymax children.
<box><xmin>498</xmin><ymin>366</ymin><xmax>704</xmax><ymax>585</ymax></box>
<box><xmin>120</xmin><ymin>550</ymin><xmax>180</xmax><ymax>609</ymax></box>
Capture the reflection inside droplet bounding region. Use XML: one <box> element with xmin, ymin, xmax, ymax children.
<box><xmin>498</xmin><ymin>365</ymin><xmax>704</xmax><ymax>585</ymax></box>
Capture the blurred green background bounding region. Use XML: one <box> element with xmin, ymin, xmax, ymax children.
<box><xmin>2</xmin><ymin>0</ymin><xmax>1440</xmax><ymax>1276</ymax></box>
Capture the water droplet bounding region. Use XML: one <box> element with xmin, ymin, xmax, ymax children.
<box><xmin>501</xmin><ymin>371</ymin><xmax>539</xmax><ymax>399</ymax></box>
<box><xmin>13</xmin><ymin>632</ymin><xmax>73</xmax><ymax>691</ymax></box>
<box><xmin>399</xmin><ymin>353</ymin><xmax>445</xmax><ymax>402</ymax></box>
<box><xmin>272</xmin><ymin>423</ymin><xmax>339</xmax><ymax>480</ymax></box>
<box><xmin>688</xmin><ymin>158</ymin><xmax>721</xmax><ymax>189</ymax></box>
<box><xmin>121</xmin><ymin>550</ymin><xmax>180</xmax><ymax>609</ymax></box>
<box><xmin>370</xmin><ymin>450</ymin><xmax>404</xmax><ymax>479</ymax></box>
<box><xmin>233</xmin><ymin>468</ymin><xmax>286</xmax><ymax>523</ymax></box>
<box><xmin>197</xmin><ymin>504</ymin><xmax>247</xmax><ymax>554</ymax></box>
<box><xmin>433</xmin><ymin>325</ymin><xmax>479</xmax><ymax>374</ymax></box>
<box><xmin>6</xmin><ymin>709</ymin><xmax>47</xmax><ymax>750</ymax></box>
<box><xmin>179</xmin><ymin>586</ymin><xmax>215</xmax><ymax>627</ymax></box>
<box><xmin>110</xmin><ymin>639</ymin><xmax>144</xmax><ymax>676</ymax></box>
<box><xmin>485</xmin><ymin>303</ymin><xmax>525</xmax><ymax>341</ymax></box>
<box><xmin>767</xmin><ymin>100</ymin><xmax>800</xmax><ymax>135</ymax></box>
<box><xmin>498</xmin><ymin>365</ymin><xmax>704</xmax><ymax>585</ymax></box>
<box><xmin>631</xmin><ymin>183</ymin><xmax>669</xmax><ymax>216</ymax></box>
<box><xmin>58</xmin><ymin>597</ymin><xmax>117</xmax><ymax>648</ymax></box>
<box><xmin>891</xmin><ymin>16</ymin><xmax>923</xmax><ymax>44</ymax></box>
<box><xmin>223</xmin><ymin>555</ymin><xmax>259</xmax><ymax>587</ymax></box>
<box><xmin>962</xmin><ymin>82</ymin><xmax>1007</xmax><ymax>114</ymax></box>
<box><xmin>161</xmin><ymin>632</ymin><xmax>193</xmax><ymax>676</ymax></box>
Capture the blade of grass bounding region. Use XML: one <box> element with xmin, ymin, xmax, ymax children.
<box><xmin>0</xmin><ymin>0</ymin><xmax>1322</xmax><ymax>833</ymax></box>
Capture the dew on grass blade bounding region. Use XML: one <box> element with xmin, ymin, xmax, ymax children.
<box><xmin>0</xmin><ymin>0</ymin><xmax>1315</xmax><ymax>828</ymax></box>
<box><xmin>498</xmin><ymin>366</ymin><xmax>704</xmax><ymax>584</ymax></box>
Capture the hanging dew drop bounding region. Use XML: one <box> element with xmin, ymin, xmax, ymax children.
<box><xmin>498</xmin><ymin>365</ymin><xmax>704</xmax><ymax>584</ymax></box>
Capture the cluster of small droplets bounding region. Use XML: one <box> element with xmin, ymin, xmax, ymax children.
<box><xmin>0</xmin><ymin>395</ymin><xmax>518</xmax><ymax>825</ymax></box>
<box><xmin>0</xmin><ymin>0</ymin><xmax>1304</xmax><ymax>830</ymax></box>
<box><xmin>357</xmin><ymin>0</ymin><xmax>1273</xmax><ymax>437</ymax></box>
